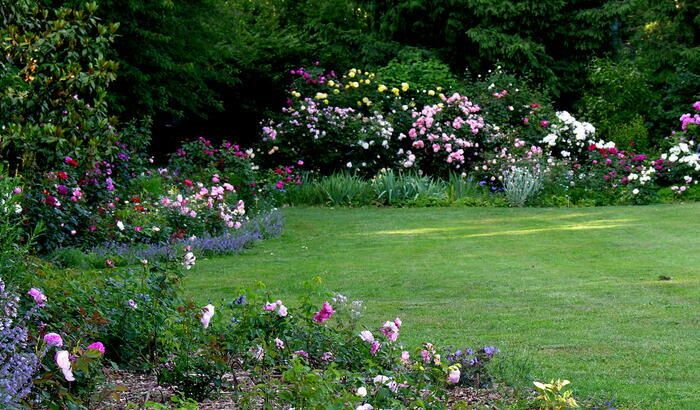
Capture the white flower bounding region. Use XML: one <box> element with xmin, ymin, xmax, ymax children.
<box><xmin>116</xmin><ymin>220</ymin><xmax>125</xmax><ymax>231</ymax></box>
<box><xmin>356</xmin><ymin>386</ymin><xmax>367</xmax><ymax>397</ymax></box>
<box><xmin>55</xmin><ymin>350</ymin><xmax>75</xmax><ymax>382</ymax></box>
<box><xmin>373</xmin><ymin>375</ymin><xmax>390</xmax><ymax>385</ymax></box>
<box><xmin>356</xmin><ymin>404</ymin><xmax>373</xmax><ymax>410</ymax></box>
<box><xmin>542</xmin><ymin>133</ymin><xmax>557</xmax><ymax>146</ymax></box>
<box><xmin>346</xmin><ymin>162</ymin><xmax>353</xmax><ymax>168</ymax></box>
<box><xmin>183</xmin><ymin>252</ymin><xmax>196</xmax><ymax>270</ymax></box>
<box><xmin>359</xmin><ymin>330</ymin><xmax>374</xmax><ymax>343</ymax></box>
<box><xmin>632</xmin><ymin>189</ymin><xmax>640</xmax><ymax>195</ymax></box>
<box><xmin>201</xmin><ymin>304</ymin><xmax>215</xmax><ymax>328</ymax></box>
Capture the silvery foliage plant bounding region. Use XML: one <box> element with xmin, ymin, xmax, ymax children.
<box><xmin>503</xmin><ymin>166</ymin><xmax>543</xmax><ymax>207</ymax></box>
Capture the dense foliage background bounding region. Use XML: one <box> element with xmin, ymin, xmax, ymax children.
<box><xmin>27</xmin><ymin>0</ymin><xmax>698</xmax><ymax>152</ymax></box>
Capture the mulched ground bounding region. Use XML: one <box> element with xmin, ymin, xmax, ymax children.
<box><xmin>97</xmin><ymin>368</ymin><xmax>511</xmax><ymax>409</ymax></box>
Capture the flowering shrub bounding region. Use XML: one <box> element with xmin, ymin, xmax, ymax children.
<box><xmin>0</xmin><ymin>276</ymin><xmax>106</xmax><ymax>408</ymax></box>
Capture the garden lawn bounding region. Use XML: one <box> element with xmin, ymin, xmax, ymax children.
<box><xmin>184</xmin><ymin>204</ymin><xmax>700</xmax><ymax>409</ymax></box>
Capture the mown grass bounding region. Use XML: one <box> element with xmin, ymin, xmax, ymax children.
<box><xmin>184</xmin><ymin>204</ymin><xmax>700</xmax><ymax>409</ymax></box>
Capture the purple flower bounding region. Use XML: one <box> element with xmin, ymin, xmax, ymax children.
<box><xmin>43</xmin><ymin>333</ymin><xmax>63</xmax><ymax>347</ymax></box>
<box><xmin>483</xmin><ymin>346</ymin><xmax>499</xmax><ymax>357</ymax></box>
<box><xmin>27</xmin><ymin>288</ymin><xmax>46</xmax><ymax>307</ymax></box>
<box><xmin>56</xmin><ymin>185</ymin><xmax>69</xmax><ymax>196</ymax></box>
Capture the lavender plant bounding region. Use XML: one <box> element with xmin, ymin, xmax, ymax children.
<box><xmin>0</xmin><ymin>279</ymin><xmax>40</xmax><ymax>407</ymax></box>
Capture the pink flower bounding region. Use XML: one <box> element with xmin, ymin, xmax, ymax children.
<box><xmin>43</xmin><ymin>333</ymin><xmax>63</xmax><ymax>347</ymax></box>
<box><xmin>293</xmin><ymin>350</ymin><xmax>309</xmax><ymax>359</ymax></box>
<box><xmin>394</xmin><ymin>317</ymin><xmax>402</xmax><ymax>328</ymax></box>
<box><xmin>297</xmin><ymin>160</ymin><xmax>304</xmax><ymax>166</ymax></box>
<box><xmin>86</xmin><ymin>341</ymin><xmax>105</xmax><ymax>354</ymax></box>
<box><xmin>278</xmin><ymin>304</ymin><xmax>288</xmax><ymax>317</ymax></box>
<box><xmin>380</xmin><ymin>321</ymin><xmax>399</xmax><ymax>342</ymax></box>
<box><xmin>274</xmin><ymin>338</ymin><xmax>285</xmax><ymax>349</ymax></box>
<box><xmin>400</xmin><ymin>351</ymin><xmax>410</xmax><ymax>364</ymax></box>
<box><xmin>134</xmin><ymin>226</ymin><xmax>143</xmax><ymax>233</ymax></box>
<box><xmin>694</xmin><ymin>101</ymin><xmax>700</xmax><ymax>111</ymax></box>
<box><xmin>312</xmin><ymin>301</ymin><xmax>335</xmax><ymax>323</ymax></box>
<box><xmin>28</xmin><ymin>288</ymin><xmax>46</xmax><ymax>307</ymax></box>
<box><xmin>447</xmin><ymin>368</ymin><xmax>461</xmax><ymax>384</ymax></box>
<box><xmin>201</xmin><ymin>304</ymin><xmax>215</xmax><ymax>328</ymax></box>
<box><xmin>523</xmin><ymin>117</ymin><xmax>529</xmax><ymax>125</ymax></box>
<box><xmin>359</xmin><ymin>330</ymin><xmax>374</xmax><ymax>343</ymax></box>
<box><xmin>421</xmin><ymin>349</ymin><xmax>431</xmax><ymax>363</ymax></box>
<box><xmin>540</xmin><ymin>120</ymin><xmax>549</xmax><ymax>127</ymax></box>
<box><xmin>12</xmin><ymin>187</ymin><xmax>22</xmax><ymax>195</ymax></box>
<box><xmin>55</xmin><ymin>350</ymin><xmax>75</xmax><ymax>381</ymax></box>
<box><xmin>275</xmin><ymin>180</ymin><xmax>285</xmax><ymax>189</ymax></box>
<box><xmin>212</xmin><ymin>174</ymin><xmax>220</xmax><ymax>183</ymax></box>
<box><xmin>264</xmin><ymin>302</ymin><xmax>278</xmax><ymax>311</ymax></box>
<box><xmin>370</xmin><ymin>341</ymin><xmax>381</xmax><ymax>356</ymax></box>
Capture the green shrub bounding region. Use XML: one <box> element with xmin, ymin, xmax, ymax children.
<box><xmin>0</xmin><ymin>1</ymin><xmax>121</xmax><ymax>174</ymax></box>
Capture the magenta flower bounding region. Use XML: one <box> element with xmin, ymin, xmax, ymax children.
<box><xmin>370</xmin><ymin>341</ymin><xmax>381</xmax><ymax>356</ymax></box>
<box><xmin>43</xmin><ymin>333</ymin><xmax>63</xmax><ymax>347</ymax></box>
<box><xmin>694</xmin><ymin>101</ymin><xmax>700</xmax><ymax>111</ymax></box>
<box><xmin>28</xmin><ymin>288</ymin><xmax>46</xmax><ymax>307</ymax></box>
<box><xmin>293</xmin><ymin>350</ymin><xmax>309</xmax><ymax>359</ymax></box>
<box><xmin>86</xmin><ymin>341</ymin><xmax>105</xmax><ymax>354</ymax></box>
<box><xmin>312</xmin><ymin>301</ymin><xmax>335</xmax><ymax>323</ymax></box>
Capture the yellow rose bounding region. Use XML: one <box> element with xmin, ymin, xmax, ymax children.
<box><xmin>377</xmin><ymin>84</ymin><xmax>388</xmax><ymax>93</ymax></box>
<box><xmin>401</xmin><ymin>82</ymin><xmax>409</xmax><ymax>92</ymax></box>
<box><xmin>364</xmin><ymin>79</ymin><xmax>371</xmax><ymax>85</ymax></box>
<box><xmin>351</xmin><ymin>81</ymin><xmax>359</xmax><ymax>88</ymax></box>
<box><xmin>391</xmin><ymin>87</ymin><xmax>400</xmax><ymax>96</ymax></box>
<box><xmin>333</xmin><ymin>89</ymin><xmax>340</xmax><ymax>94</ymax></box>
<box><xmin>328</xmin><ymin>80</ymin><xmax>335</xmax><ymax>87</ymax></box>
<box><xmin>428</xmin><ymin>90</ymin><xmax>435</xmax><ymax>96</ymax></box>
<box><xmin>314</xmin><ymin>92</ymin><xmax>328</xmax><ymax>100</ymax></box>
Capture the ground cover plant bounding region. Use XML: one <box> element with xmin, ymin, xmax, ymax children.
<box><xmin>185</xmin><ymin>205</ymin><xmax>700</xmax><ymax>409</ymax></box>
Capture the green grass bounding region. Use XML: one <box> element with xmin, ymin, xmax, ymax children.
<box><xmin>184</xmin><ymin>204</ymin><xmax>700</xmax><ymax>409</ymax></box>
